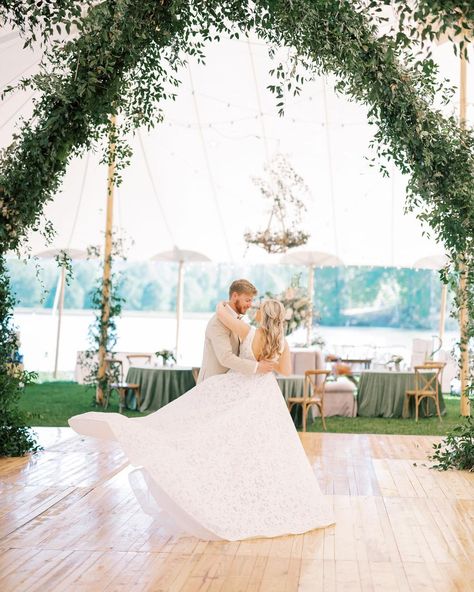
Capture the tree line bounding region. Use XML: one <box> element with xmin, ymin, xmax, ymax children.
<box><xmin>8</xmin><ymin>259</ymin><xmax>452</xmax><ymax>330</ymax></box>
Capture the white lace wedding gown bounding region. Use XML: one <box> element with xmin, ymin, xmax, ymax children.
<box><xmin>69</xmin><ymin>327</ymin><xmax>334</xmax><ymax>540</ymax></box>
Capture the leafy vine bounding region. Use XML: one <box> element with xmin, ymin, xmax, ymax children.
<box><xmin>0</xmin><ymin>1</ymin><xmax>473</xmax><ymax>456</ymax></box>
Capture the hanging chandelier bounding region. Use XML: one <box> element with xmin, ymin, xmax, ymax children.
<box><xmin>244</xmin><ymin>153</ymin><xmax>310</xmax><ymax>254</ymax></box>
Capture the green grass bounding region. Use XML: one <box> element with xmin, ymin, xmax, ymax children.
<box><xmin>19</xmin><ymin>382</ymin><xmax>469</xmax><ymax>436</ymax></box>
<box><xmin>307</xmin><ymin>397</ymin><xmax>468</xmax><ymax>436</ymax></box>
<box><xmin>19</xmin><ymin>381</ymin><xmax>147</xmax><ymax>426</ymax></box>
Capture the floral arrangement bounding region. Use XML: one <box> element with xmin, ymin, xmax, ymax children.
<box><xmin>249</xmin><ymin>283</ymin><xmax>312</xmax><ymax>336</ymax></box>
<box><xmin>325</xmin><ymin>354</ymin><xmax>356</xmax><ymax>384</ymax></box>
<box><xmin>155</xmin><ymin>349</ymin><xmax>176</xmax><ymax>365</ymax></box>
<box><xmin>385</xmin><ymin>355</ymin><xmax>404</xmax><ymax>371</ymax></box>
<box><xmin>276</xmin><ymin>285</ymin><xmax>313</xmax><ymax>336</ymax></box>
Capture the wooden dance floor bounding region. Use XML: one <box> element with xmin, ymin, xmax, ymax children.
<box><xmin>0</xmin><ymin>429</ymin><xmax>473</xmax><ymax>591</ymax></box>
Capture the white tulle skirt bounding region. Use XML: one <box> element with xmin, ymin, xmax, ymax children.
<box><xmin>69</xmin><ymin>372</ymin><xmax>334</xmax><ymax>541</ymax></box>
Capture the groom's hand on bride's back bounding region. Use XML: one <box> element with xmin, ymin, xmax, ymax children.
<box><xmin>257</xmin><ymin>360</ymin><xmax>277</xmax><ymax>374</ymax></box>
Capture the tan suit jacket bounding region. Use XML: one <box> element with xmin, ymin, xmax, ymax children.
<box><xmin>197</xmin><ymin>313</ymin><xmax>257</xmax><ymax>383</ymax></box>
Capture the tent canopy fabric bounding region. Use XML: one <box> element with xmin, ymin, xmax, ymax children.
<box><xmin>280</xmin><ymin>250</ymin><xmax>344</xmax><ymax>268</ymax></box>
<box><xmin>1</xmin><ymin>26</ymin><xmax>467</xmax><ymax>267</ymax></box>
<box><xmin>151</xmin><ymin>248</ymin><xmax>211</xmax><ymax>264</ymax></box>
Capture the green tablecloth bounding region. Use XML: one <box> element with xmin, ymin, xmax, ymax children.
<box><xmin>357</xmin><ymin>371</ymin><xmax>446</xmax><ymax>418</ymax></box>
<box><xmin>277</xmin><ymin>375</ymin><xmax>305</xmax><ymax>399</ymax></box>
<box><xmin>126</xmin><ymin>366</ymin><xmax>196</xmax><ymax>412</ymax></box>
<box><xmin>126</xmin><ymin>368</ymin><xmax>308</xmax><ymax>427</ymax></box>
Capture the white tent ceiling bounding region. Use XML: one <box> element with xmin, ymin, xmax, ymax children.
<box><xmin>1</xmin><ymin>25</ymin><xmax>471</xmax><ymax>266</ymax></box>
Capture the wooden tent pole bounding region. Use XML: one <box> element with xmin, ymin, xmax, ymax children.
<box><xmin>175</xmin><ymin>260</ymin><xmax>185</xmax><ymax>361</ymax></box>
<box><xmin>307</xmin><ymin>265</ymin><xmax>315</xmax><ymax>347</ymax></box>
<box><xmin>439</xmin><ymin>283</ymin><xmax>447</xmax><ymax>346</ymax></box>
<box><xmin>459</xmin><ymin>50</ymin><xmax>470</xmax><ymax>416</ymax></box>
<box><xmin>97</xmin><ymin>115</ymin><xmax>116</xmax><ymax>404</ymax></box>
<box><xmin>53</xmin><ymin>266</ymin><xmax>66</xmax><ymax>378</ymax></box>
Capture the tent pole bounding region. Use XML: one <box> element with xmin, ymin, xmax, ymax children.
<box><xmin>307</xmin><ymin>265</ymin><xmax>315</xmax><ymax>347</ymax></box>
<box><xmin>97</xmin><ymin>115</ymin><xmax>116</xmax><ymax>404</ymax></box>
<box><xmin>459</xmin><ymin>50</ymin><xmax>470</xmax><ymax>417</ymax></box>
<box><xmin>438</xmin><ymin>283</ymin><xmax>447</xmax><ymax>346</ymax></box>
<box><xmin>53</xmin><ymin>266</ymin><xmax>66</xmax><ymax>378</ymax></box>
<box><xmin>176</xmin><ymin>260</ymin><xmax>185</xmax><ymax>361</ymax></box>
<box><xmin>459</xmin><ymin>261</ymin><xmax>470</xmax><ymax>416</ymax></box>
<box><xmin>52</xmin><ymin>272</ymin><xmax>61</xmax><ymax>312</ymax></box>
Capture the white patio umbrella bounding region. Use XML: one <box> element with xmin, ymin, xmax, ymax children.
<box><xmin>280</xmin><ymin>250</ymin><xmax>344</xmax><ymax>346</ymax></box>
<box><xmin>414</xmin><ymin>254</ymin><xmax>449</xmax><ymax>345</ymax></box>
<box><xmin>151</xmin><ymin>248</ymin><xmax>211</xmax><ymax>360</ymax></box>
<box><xmin>36</xmin><ymin>248</ymin><xmax>88</xmax><ymax>377</ymax></box>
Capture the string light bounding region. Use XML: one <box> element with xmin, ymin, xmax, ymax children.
<box><xmin>188</xmin><ymin>64</ymin><xmax>234</xmax><ymax>262</ymax></box>
<box><xmin>138</xmin><ymin>130</ymin><xmax>176</xmax><ymax>245</ymax></box>
<box><xmin>247</xmin><ymin>39</ymin><xmax>270</xmax><ymax>161</ymax></box>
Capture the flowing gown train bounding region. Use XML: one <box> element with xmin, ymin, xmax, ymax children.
<box><xmin>69</xmin><ymin>328</ymin><xmax>334</xmax><ymax>540</ymax></box>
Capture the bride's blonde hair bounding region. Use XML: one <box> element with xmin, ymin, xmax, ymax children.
<box><xmin>259</xmin><ymin>299</ymin><xmax>286</xmax><ymax>361</ymax></box>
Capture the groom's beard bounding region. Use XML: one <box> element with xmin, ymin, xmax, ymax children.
<box><xmin>234</xmin><ymin>303</ymin><xmax>247</xmax><ymax>316</ymax></box>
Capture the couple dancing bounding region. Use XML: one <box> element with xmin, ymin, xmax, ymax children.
<box><xmin>69</xmin><ymin>279</ymin><xmax>334</xmax><ymax>541</ymax></box>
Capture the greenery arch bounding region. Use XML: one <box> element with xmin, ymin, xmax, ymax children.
<box><xmin>0</xmin><ymin>0</ymin><xmax>473</xmax><ymax>455</ymax></box>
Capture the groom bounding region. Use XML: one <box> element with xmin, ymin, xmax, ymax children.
<box><xmin>197</xmin><ymin>279</ymin><xmax>276</xmax><ymax>383</ymax></box>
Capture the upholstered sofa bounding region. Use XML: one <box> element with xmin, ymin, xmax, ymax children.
<box><xmin>290</xmin><ymin>349</ymin><xmax>357</xmax><ymax>417</ymax></box>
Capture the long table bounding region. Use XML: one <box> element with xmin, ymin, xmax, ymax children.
<box><xmin>126</xmin><ymin>367</ymin><xmax>313</xmax><ymax>426</ymax></box>
<box><xmin>357</xmin><ymin>370</ymin><xmax>446</xmax><ymax>418</ymax></box>
<box><xmin>126</xmin><ymin>366</ymin><xmax>196</xmax><ymax>412</ymax></box>
<box><xmin>126</xmin><ymin>368</ymin><xmax>356</xmax><ymax>429</ymax></box>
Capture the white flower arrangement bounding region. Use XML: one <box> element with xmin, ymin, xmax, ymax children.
<box><xmin>275</xmin><ymin>285</ymin><xmax>313</xmax><ymax>336</ymax></box>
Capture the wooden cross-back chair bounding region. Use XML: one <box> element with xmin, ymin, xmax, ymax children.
<box><xmin>287</xmin><ymin>370</ymin><xmax>330</xmax><ymax>432</ymax></box>
<box><xmin>191</xmin><ymin>367</ymin><xmax>200</xmax><ymax>384</ymax></box>
<box><xmin>125</xmin><ymin>353</ymin><xmax>152</xmax><ymax>366</ymax></box>
<box><xmin>404</xmin><ymin>363</ymin><xmax>444</xmax><ymax>422</ymax></box>
<box><xmin>104</xmin><ymin>357</ymin><xmax>142</xmax><ymax>413</ymax></box>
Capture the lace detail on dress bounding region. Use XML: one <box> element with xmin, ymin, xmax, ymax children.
<box><xmin>68</xmin><ymin>326</ymin><xmax>335</xmax><ymax>541</ymax></box>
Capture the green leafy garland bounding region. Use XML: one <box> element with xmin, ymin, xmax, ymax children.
<box><xmin>430</xmin><ymin>417</ymin><xmax>474</xmax><ymax>471</ymax></box>
<box><xmin>82</xmin><ymin>240</ymin><xmax>126</xmax><ymax>402</ymax></box>
<box><xmin>0</xmin><ymin>0</ymin><xmax>473</xmax><ymax>455</ymax></box>
<box><xmin>0</xmin><ymin>257</ymin><xmax>39</xmax><ymax>456</ymax></box>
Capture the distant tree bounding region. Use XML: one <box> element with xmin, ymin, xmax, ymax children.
<box><xmin>7</xmin><ymin>259</ymin><xmax>56</xmax><ymax>307</ymax></box>
<box><xmin>141</xmin><ymin>281</ymin><xmax>163</xmax><ymax>310</ymax></box>
<box><xmin>396</xmin><ymin>268</ymin><xmax>432</xmax><ymax>329</ymax></box>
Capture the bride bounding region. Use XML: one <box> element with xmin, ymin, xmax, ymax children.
<box><xmin>69</xmin><ymin>298</ymin><xmax>334</xmax><ymax>541</ymax></box>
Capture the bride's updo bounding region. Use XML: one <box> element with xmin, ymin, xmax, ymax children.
<box><xmin>259</xmin><ymin>299</ymin><xmax>286</xmax><ymax>361</ymax></box>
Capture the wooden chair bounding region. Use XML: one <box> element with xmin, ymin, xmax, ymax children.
<box><xmin>126</xmin><ymin>353</ymin><xmax>152</xmax><ymax>366</ymax></box>
<box><xmin>422</xmin><ymin>360</ymin><xmax>446</xmax><ymax>394</ymax></box>
<box><xmin>192</xmin><ymin>367</ymin><xmax>200</xmax><ymax>384</ymax></box>
<box><xmin>104</xmin><ymin>358</ymin><xmax>142</xmax><ymax>413</ymax></box>
<box><xmin>404</xmin><ymin>363</ymin><xmax>444</xmax><ymax>421</ymax></box>
<box><xmin>287</xmin><ymin>370</ymin><xmax>330</xmax><ymax>432</ymax></box>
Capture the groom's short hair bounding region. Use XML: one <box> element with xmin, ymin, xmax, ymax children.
<box><xmin>229</xmin><ymin>279</ymin><xmax>257</xmax><ymax>298</ymax></box>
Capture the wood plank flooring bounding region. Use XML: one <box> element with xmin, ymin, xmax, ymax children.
<box><xmin>0</xmin><ymin>429</ymin><xmax>473</xmax><ymax>591</ymax></box>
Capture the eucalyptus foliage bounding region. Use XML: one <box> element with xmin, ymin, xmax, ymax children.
<box><xmin>431</xmin><ymin>417</ymin><xmax>474</xmax><ymax>471</ymax></box>
<box><xmin>83</xmin><ymin>241</ymin><xmax>125</xmax><ymax>401</ymax></box>
<box><xmin>0</xmin><ymin>257</ymin><xmax>39</xmax><ymax>456</ymax></box>
<box><xmin>1</xmin><ymin>0</ymin><xmax>473</xmax><ymax>455</ymax></box>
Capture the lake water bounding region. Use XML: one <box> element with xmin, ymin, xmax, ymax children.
<box><xmin>14</xmin><ymin>308</ymin><xmax>459</xmax><ymax>375</ymax></box>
